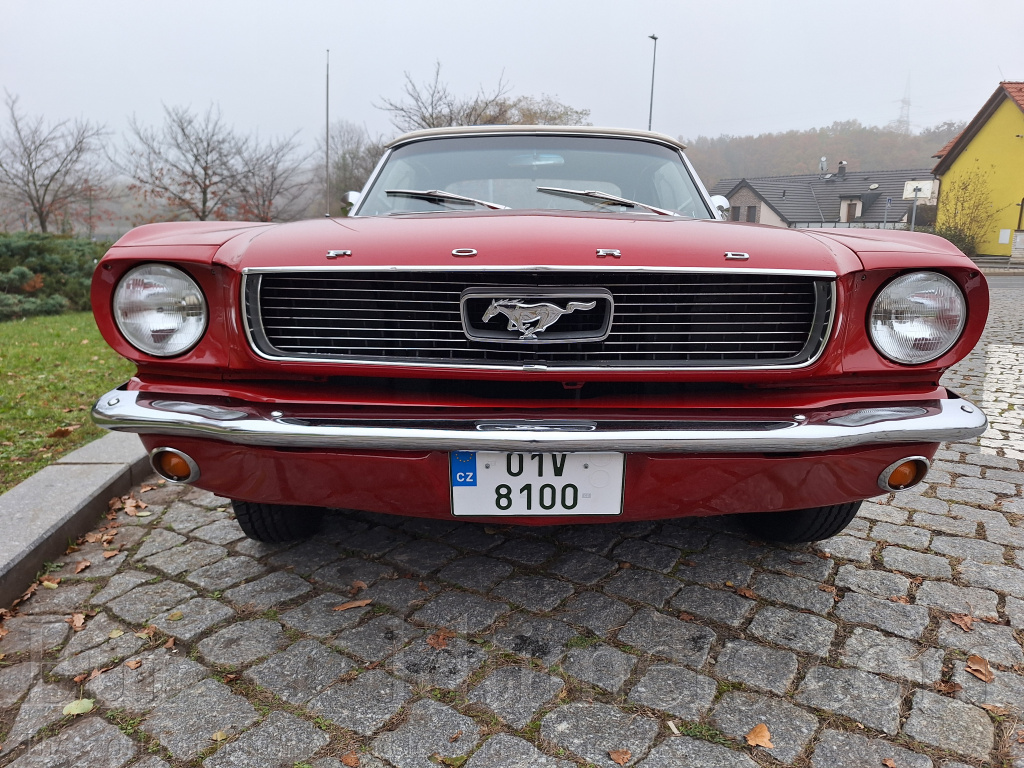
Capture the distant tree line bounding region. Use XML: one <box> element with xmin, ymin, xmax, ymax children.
<box><xmin>685</xmin><ymin>120</ymin><xmax>965</xmax><ymax>187</ymax></box>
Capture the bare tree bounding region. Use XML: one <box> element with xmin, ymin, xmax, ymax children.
<box><xmin>507</xmin><ymin>95</ymin><xmax>591</xmax><ymax>126</ymax></box>
<box><xmin>0</xmin><ymin>94</ymin><xmax>109</xmax><ymax>233</ymax></box>
<box><xmin>934</xmin><ymin>165</ymin><xmax>1005</xmax><ymax>256</ymax></box>
<box><xmin>322</xmin><ymin>120</ymin><xmax>387</xmax><ymax>214</ymax></box>
<box><xmin>377</xmin><ymin>62</ymin><xmax>590</xmax><ymax>132</ymax></box>
<box><xmin>233</xmin><ymin>133</ymin><xmax>313</xmax><ymax>222</ymax></box>
<box><xmin>119</xmin><ymin>104</ymin><xmax>241</xmax><ymax>221</ymax></box>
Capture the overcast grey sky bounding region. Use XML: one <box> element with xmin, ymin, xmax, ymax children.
<box><xmin>3</xmin><ymin>0</ymin><xmax>1023</xmax><ymax>148</ymax></box>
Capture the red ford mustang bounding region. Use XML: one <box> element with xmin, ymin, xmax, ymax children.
<box><xmin>91</xmin><ymin>126</ymin><xmax>988</xmax><ymax>544</ymax></box>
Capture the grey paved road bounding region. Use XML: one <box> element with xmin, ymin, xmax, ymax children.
<box><xmin>3</xmin><ymin>277</ymin><xmax>1024</xmax><ymax>768</ymax></box>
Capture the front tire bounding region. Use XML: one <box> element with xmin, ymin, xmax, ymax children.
<box><xmin>232</xmin><ymin>501</ymin><xmax>325</xmax><ymax>543</ymax></box>
<box><xmin>743</xmin><ymin>501</ymin><xmax>862</xmax><ymax>543</ymax></box>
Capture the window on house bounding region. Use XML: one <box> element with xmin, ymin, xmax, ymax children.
<box><xmin>730</xmin><ymin>207</ymin><xmax>741</xmax><ymax>221</ymax></box>
<box><xmin>746</xmin><ymin>206</ymin><xmax>756</xmax><ymax>222</ymax></box>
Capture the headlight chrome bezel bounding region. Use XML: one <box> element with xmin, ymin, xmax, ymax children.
<box><xmin>113</xmin><ymin>264</ymin><xmax>208</xmax><ymax>357</ymax></box>
<box><xmin>868</xmin><ymin>271</ymin><xmax>967</xmax><ymax>366</ymax></box>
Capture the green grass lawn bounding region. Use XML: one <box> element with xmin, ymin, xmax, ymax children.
<box><xmin>0</xmin><ymin>312</ymin><xmax>135</xmax><ymax>493</ymax></box>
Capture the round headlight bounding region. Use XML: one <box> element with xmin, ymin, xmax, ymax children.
<box><xmin>869</xmin><ymin>271</ymin><xmax>966</xmax><ymax>365</ymax></box>
<box><xmin>113</xmin><ymin>264</ymin><xmax>207</xmax><ymax>357</ymax></box>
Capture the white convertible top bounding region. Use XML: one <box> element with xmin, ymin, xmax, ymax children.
<box><xmin>386</xmin><ymin>124</ymin><xmax>688</xmax><ymax>152</ymax></box>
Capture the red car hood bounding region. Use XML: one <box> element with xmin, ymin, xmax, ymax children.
<box><xmin>211</xmin><ymin>211</ymin><xmax>864</xmax><ymax>275</ymax></box>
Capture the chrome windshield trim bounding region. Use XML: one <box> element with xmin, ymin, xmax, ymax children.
<box><xmin>94</xmin><ymin>389</ymin><xmax>987</xmax><ymax>454</ymax></box>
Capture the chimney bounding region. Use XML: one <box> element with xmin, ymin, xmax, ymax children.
<box><xmin>837</xmin><ymin>160</ymin><xmax>847</xmax><ymax>179</ymax></box>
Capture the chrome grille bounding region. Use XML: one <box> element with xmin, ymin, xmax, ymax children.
<box><xmin>244</xmin><ymin>270</ymin><xmax>833</xmax><ymax>369</ymax></box>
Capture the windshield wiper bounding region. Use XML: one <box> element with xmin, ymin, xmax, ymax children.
<box><xmin>385</xmin><ymin>189</ymin><xmax>508</xmax><ymax>210</ymax></box>
<box><xmin>536</xmin><ymin>186</ymin><xmax>680</xmax><ymax>216</ymax></box>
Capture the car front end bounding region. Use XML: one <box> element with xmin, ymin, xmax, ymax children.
<box><xmin>90</xmin><ymin>127</ymin><xmax>988</xmax><ymax>542</ymax></box>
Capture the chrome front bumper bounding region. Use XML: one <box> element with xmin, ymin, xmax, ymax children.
<box><xmin>92</xmin><ymin>388</ymin><xmax>987</xmax><ymax>454</ymax></box>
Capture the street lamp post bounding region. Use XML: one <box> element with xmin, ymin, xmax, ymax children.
<box><xmin>647</xmin><ymin>34</ymin><xmax>658</xmax><ymax>132</ymax></box>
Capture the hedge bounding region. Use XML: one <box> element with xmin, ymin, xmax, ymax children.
<box><xmin>0</xmin><ymin>233</ymin><xmax>109</xmax><ymax>321</ymax></box>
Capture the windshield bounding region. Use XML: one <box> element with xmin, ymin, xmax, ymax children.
<box><xmin>355</xmin><ymin>135</ymin><xmax>713</xmax><ymax>218</ymax></box>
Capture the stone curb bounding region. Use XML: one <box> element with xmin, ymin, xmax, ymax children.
<box><xmin>0</xmin><ymin>431</ymin><xmax>149</xmax><ymax>608</ymax></box>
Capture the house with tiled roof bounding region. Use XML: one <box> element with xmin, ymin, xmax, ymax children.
<box><xmin>708</xmin><ymin>167</ymin><xmax>936</xmax><ymax>229</ymax></box>
<box><xmin>932</xmin><ymin>81</ymin><xmax>1024</xmax><ymax>259</ymax></box>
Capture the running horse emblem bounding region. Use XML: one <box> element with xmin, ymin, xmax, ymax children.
<box><xmin>481</xmin><ymin>298</ymin><xmax>597</xmax><ymax>340</ymax></box>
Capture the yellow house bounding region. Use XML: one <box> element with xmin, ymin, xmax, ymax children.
<box><xmin>932</xmin><ymin>81</ymin><xmax>1024</xmax><ymax>259</ymax></box>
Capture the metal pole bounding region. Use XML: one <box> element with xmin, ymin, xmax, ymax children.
<box><xmin>325</xmin><ymin>49</ymin><xmax>330</xmax><ymax>218</ymax></box>
<box><xmin>647</xmin><ymin>35</ymin><xmax>658</xmax><ymax>131</ymax></box>
<box><xmin>910</xmin><ymin>186</ymin><xmax>920</xmax><ymax>232</ymax></box>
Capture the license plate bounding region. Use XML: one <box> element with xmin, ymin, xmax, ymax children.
<box><xmin>450</xmin><ymin>451</ymin><xmax>625</xmax><ymax>516</ymax></box>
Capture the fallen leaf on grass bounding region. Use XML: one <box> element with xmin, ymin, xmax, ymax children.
<box><xmin>949</xmin><ymin>614</ymin><xmax>975</xmax><ymax>632</ymax></box>
<box><xmin>74</xmin><ymin>560</ymin><xmax>91</xmax><ymax>574</ymax></box>
<box><xmin>62</xmin><ymin>698</ymin><xmax>94</xmax><ymax>716</ymax></box>
<box><xmin>48</xmin><ymin>425</ymin><xmax>80</xmax><ymax>439</ymax></box>
<box><xmin>333</xmin><ymin>599</ymin><xmax>372</xmax><ymax>612</ymax></box>
<box><xmin>102</xmin><ymin>549</ymin><xmax>120</xmax><ymax>559</ymax></box>
<box><xmin>745</xmin><ymin>723</ymin><xmax>774</xmax><ymax>748</ymax></box>
<box><xmin>125</xmin><ymin>659</ymin><xmax>142</xmax><ymax>670</ymax></box>
<box><xmin>735</xmin><ymin>587</ymin><xmax>756</xmax><ymax>599</ymax></box>
<box><xmin>966</xmin><ymin>655</ymin><xmax>995</xmax><ymax>683</ymax></box>
<box><xmin>882</xmin><ymin>760</ymin><xmax>897</xmax><ymax>768</ymax></box>
<box><xmin>933</xmin><ymin>681</ymin><xmax>963</xmax><ymax>694</ymax></box>
<box><xmin>108</xmin><ymin>628</ymin><xmax>124</xmax><ymax>639</ymax></box>
<box><xmin>341</xmin><ymin>753</ymin><xmax>360</xmax><ymax>767</ymax></box>
<box><xmin>166</xmin><ymin>611</ymin><xmax>184</xmax><ymax>621</ymax></box>
<box><xmin>609</xmin><ymin>749</ymin><xmax>631</xmax><ymax>765</ymax></box>
<box><xmin>427</xmin><ymin>628</ymin><xmax>457</xmax><ymax>650</ymax></box>
<box><xmin>210</xmin><ymin>730</ymin><xmax>228</xmax><ymax>742</ymax></box>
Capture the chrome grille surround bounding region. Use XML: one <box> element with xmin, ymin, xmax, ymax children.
<box><xmin>241</xmin><ymin>266</ymin><xmax>836</xmax><ymax>371</ymax></box>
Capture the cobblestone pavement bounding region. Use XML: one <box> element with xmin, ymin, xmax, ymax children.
<box><xmin>3</xmin><ymin>277</ymin><xmax>1024</xmax><ymax>768</ymax></box>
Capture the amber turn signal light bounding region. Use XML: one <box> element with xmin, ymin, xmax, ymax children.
<box><xmin>149</xmin><ymin>448</ymin><xmax>200</xmax><ymax>483</ymax></box>
<box><xmin>878</xmin><ymin>457</ymin><xmax>929</xmax><ymax>492</ymax></box>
